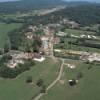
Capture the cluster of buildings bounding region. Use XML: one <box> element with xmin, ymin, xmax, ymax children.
<box><xmin>7</xmin><ymin>51</ymin><xmax>46</xmax><ymax>68</ymax></box>
<box><xmin>81</xmin><ymin>53</ymin><xmax>100</xmax><ymax>63</ymax></box>
<box><xmin>61</xmin><ymin>19</ymin><xmax>80</xmax><ymax>29</ymax></box>
<box><xmin>54</xmin><ymin>48</ymin><xmax>100</xmax><ymax>64</ymax></box>
<box><xmin>80</xmin><ymin>34</ymin><xmax>97</xmax><ymax>39</ymax></box>
<box><xmin>6</xmin><ymin>24</ymin><xmax>61</xmax><ymax>68</ymax></box>
<box><xmin>5</xmin><ymin>19</ymin><xmax>85</xmax><ymax>69</ymax></box>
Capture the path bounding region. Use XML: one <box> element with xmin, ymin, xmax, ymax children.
<box><xmin>34</xmin><ymin>59</ymin><xmax>65</xmax><ymax>100</ymax></box>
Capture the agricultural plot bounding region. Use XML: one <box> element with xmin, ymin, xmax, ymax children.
<box><xmin>65</xmin><ymin>28</ymin><xmax>96</xmax><ymax>36</ymax></box>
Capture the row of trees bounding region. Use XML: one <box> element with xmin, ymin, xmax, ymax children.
<box><xmin>8</xmin><ymin>24</ymin><xmax>42</xmax><ymax>53</ymax></box>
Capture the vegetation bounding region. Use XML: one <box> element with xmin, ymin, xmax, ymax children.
<box><xmin>0</xmin><ymin>58</ymin><xmax>61</xmax><ymax>100</ymax></box>
<box><xmin>13</xmin><ymin>4</ymin><xmax>100</xmax><ymax>27</ymax></box>
<box><xmin>26</xmin><ymin>76</ymin><xmax>33</xmax><ymax>83</ymax></box>
<box><xmin>0</xmin><ymin>56</ymin><xmax>35</xmax><ymax>78</ymax></box>
<box><xmin>7</xmin><ymin>24</ymin><xmax>42</xmax><ymax>52</ymax></box>
<box><xmin>49</xmin><ymin>5</ymin><xmax>100</xmax><ymax>26</ymax></box>
<box><xmin>40</xmin><ymin>60</ymin><xmax>100</xmax><ymax>100</ymax></box>
<box><xmin>54</xmin><ymin>36</ymin><xmax>100</xmax><ymax>53</ymax></box>
<box><xmin>0</xmin><ymin>1</ymin><xmax>100</xmax><ymax>100</ymax></box>
<box><xmin>0</xmin><ymin>0</ymin><xmax>66</xmax><ymax>14</ymax></box>
<box><xmin>0</xmin><ymin>23</ymin><xmax>22</xmax><ymax>48</ymax></box>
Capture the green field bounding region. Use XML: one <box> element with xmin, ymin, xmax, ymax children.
<box><xmin>65</xmin><ymin>28</ymin><xmax>96</xmax><ymax>36</ymax></box>
<box><xmin>40</xmin><ymin>59</ymin><xmax>100</xmax><ymax>100</ymax></box>
<box><xmin>0</xmin><ymin>22</ymin><xmax>22</xmax><ymax>48</ymax></box>
<box><xmin>0</xmin><ymin>58</ymin><xmax>61</xmax><ymax>100</ymax></box>
<box><xmin>55</xmin><ymin>43</ymin><xmax>100</xmax><ymax>53</ymax></box>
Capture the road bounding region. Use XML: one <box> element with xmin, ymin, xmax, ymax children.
<box><xmin>34</xmin><ymin>31</ymin><xmax>65</xmax><ymax>100</ymax></box>
<box><xmin>34</xmin><ymin>59</ymin><xmax>65</xmax><ymax>100</ymax></box>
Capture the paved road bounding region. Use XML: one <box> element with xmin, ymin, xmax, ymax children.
<box><xmin>34</xmin><ymin>59</ymin><xmax>65</xmax><ymax>100</ymax></box>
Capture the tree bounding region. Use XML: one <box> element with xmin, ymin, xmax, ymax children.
<box><xmin>4</xmin><ymin>43</ymin><xmax>10</xmax><ymax>53</ymax></box>
<box><xmin>76</xmin><ymin>72</ymin><xmax>83</xmax><ymax>80</ymax></box>
<box><xmin>69</xmin><ymin>79</ymin><xmax>77</xmax><ymax>86</ymax></box>
<box><xmin>26</xmin><ymin>76</ymin><xmax>33</xmax><ymax>83</ymax></box>
<box><xmin>36</xmin><ymin>79</ymin><xmax>44</xmax><ymax>87</ymax></box>
<box><xmin>40</xmin><ymin>85</ymin><xmax>46</xmax><ymax>93</ymax></box>
<box><xmin>0</xmin><ymin>49</ymin><xmax>4</xmax><ymax>55</ymax></box>
<box><xmin>32</xmin><ymin>38</ymin><xmax>42</xmax><ymax>53</ymax></box>
<box><xmin>97</xmin><ymin>26</ymin><xmax>100</xmax><ymax>35</ymax></box>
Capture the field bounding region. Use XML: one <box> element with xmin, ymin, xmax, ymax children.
<box><xmin>0</xmin><ymin>58</ymin><xmax>61</xmax><ymax>100</ymax></box>
<box><xmin>55</xmin><ymin>43</ymin><xmax>100</xmax><ymax>53</ymax></box>
<box><xmin>40</xmin><ymin>59</ymin><xmax>100</xmax><ymax>100</ymax></box>
<box><xmin>65</xmin><ymin>28</ymin><xmax>96</xmax><ymax>36</ymax></box>
<box><xmin>0</xmin><ymin>22</ymin><xmax>22</xmax><ymax>48</ymax></box>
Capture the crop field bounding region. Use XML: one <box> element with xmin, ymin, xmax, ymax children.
<box><xmin>65</xmin><ymin>28</ymin><xmax>96</xmax><ymax>36</ymax></box>
<box><xmin>0</xmin><ymin>22</ymin><xmax>22</xmax><ymax>48</ymax></box>
<box><xmin>0</xmin><ymin>58</ymin><xmax>61</xmax><ymax>100</ymax></box>
<box><xmin>41</xmin><ymin>59</ymin><xmax>100</xmax><ymax>100</ymax></box>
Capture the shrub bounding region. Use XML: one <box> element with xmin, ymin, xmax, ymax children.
<box><xmin>26</xmin><ymin>76</ymin><xmax>33</xmax><ymax>83</ymax></box>
<box><xmin>36</xmin><ymin>79</ymin><xmax>44</xmax><ymax>87</ymax></box>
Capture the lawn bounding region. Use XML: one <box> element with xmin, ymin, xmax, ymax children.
<box><xmin>41</xmin><ymin>60</ymin><xmax>100</xmax><ymax>100</ymax></box>
<box><xmin>0</xmin><ymin>58</ymin><xmax>61</xmax><ymax>100</ymax></box>
<box><xmin>0</xmin><ymin>22</ymin><xmax>22</xmax><ymax>48</ymax></box>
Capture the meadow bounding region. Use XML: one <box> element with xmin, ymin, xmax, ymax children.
<box><xmin>0</xmin><ymin>22</ymin><xmax>22</xmax><ymax>48</ymax></box>
<box><xmin>40</xmin><ymin>59</ymin><xmax>100</xmax><ymax>100</ymax></box>
<box><xmin>65</xmin><ymin>28</ymin><xmax>96</xmax><ymax>36</ymax></box>
<box><xmin>0</xmin><ymin>58</ymin><xmax>61</xmax><ymax>100</ymax></box>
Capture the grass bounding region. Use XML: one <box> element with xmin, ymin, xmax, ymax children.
<box><xmin>0</xmin><ymin>58</ymin><xmax>61</xmax><ymax>100</ymax></box>
<box><xmin>0</xmin><ymin>22</ymin><xmax>22</xmax><ymax>48</ymax></box>
<box><xmin>65</xmin><ymin>44</ymin><xmax>100</xmax><ymax>53</ymax></box>
<box><xmin>41</xmin><ymin>60</ymin><xmax>100</xmax><ymax>100</ymax></box>
<box><xmin>54</xmin><ymin>44</ymin><xmax>100</xmax><ymax>53</ymax></box>
<box><xmin>65</xmin><ymin>28</ymin><xmax>96</xmax><ymax>36</ymax></box>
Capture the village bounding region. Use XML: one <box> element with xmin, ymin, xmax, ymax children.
<box><xmin>0</xmin><ymin>19</ymin><xmax>100</xmax><ymax>70</ymax></box>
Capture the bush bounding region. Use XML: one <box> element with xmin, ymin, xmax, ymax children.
<box><xmin>0</xmin><ymin>49</ymin><xmax>4</xmax><ymax>55</ymax></box>
<box><xmin>0</xmin><ymin>54</ymin><xmax>12</xmax><ymax>63</ymax></box>
<box><xmin>40</xmin><ymin>85</ymin><xmax>46</xmax><ymax>93</ymax></box>
<box><xmin>76</xmin><ymin>72</ymin><xmax>83</xmax><ymax>80</ymax></box>
<box><xmin>36</xmin><ymin>79</ymin><xmax>44</xmax><ymax>87</ymax></box>
<box><xmin>26</xmin><ymin>76</ymin><xmax>33</xmax><ymax>83</ymax></box>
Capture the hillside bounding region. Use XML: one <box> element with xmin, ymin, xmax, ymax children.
<box><xmin>0</xmin><ymin>0</ymin><xmax>91</xmax><ymax>13</ymax></box>
<box><xmin>26</xmin><ymin>4</ymin><xmax>100</xmax><ymax>26</ymax></box>
<box><xmin>51</xmin><ymin>4</ymin><xmax>100</xmax><ymax>26</ymax></box>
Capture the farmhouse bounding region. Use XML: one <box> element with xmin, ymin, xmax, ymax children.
<box><xmin>33</xmin><ymin>57</ymin><xmax>45</xmax><ymax>62</ymax></box>
<box><xmin>7</xmin><ymin>59</ymin><xmax>24</xmax><ymax>68</ymax></box>
<box><xmin>56</xmin><ymin>31</ymin><xmax>67</xmax><ymax>37</ymax></box>
<box><xmin>25</xmin><ymin>32</ymin><xmax>33</xmax><ymax>39</ymax></box>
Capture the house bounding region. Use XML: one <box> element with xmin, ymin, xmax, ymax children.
<box><xmin>25</xmin><ymin>32</ymin><xmax>33</xmax><ymax>39</ymax></box>
<box><xmin>7</xmin><ymin>59</ymin><xmax>24</xmax><ymax>68</ymax></box>
<box><xmin>33</xmin><ymin>53</ymin><xmax>45</xmax><ymax>62</ymax></box>
<box><xmin>28</xmin><ymin>26</ymin><xmax>37</xmax><ymax>32</ymax></box>
<box><xmin>53</xmin><ymin>37</ymin><xmax>60</xmax><ymax>44</ymax></box>
<box><xmin>68</xmin><ymin>21</ymin><xmax>79</xmax><ymax>29</ymax></box>
<box><xmin>56</xmin><ymin>31</ymin><xmax>67</xmax><ymax>37</ymax></box>
<box><xmin>41</xmin><ymin>36</ymin><xmax>49</xmax><ymax>50</ymax></box>
<box><xmin>33</xmin><ymin>57</ymin><xmax>45</xmax><ymax>62</ymax></box>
